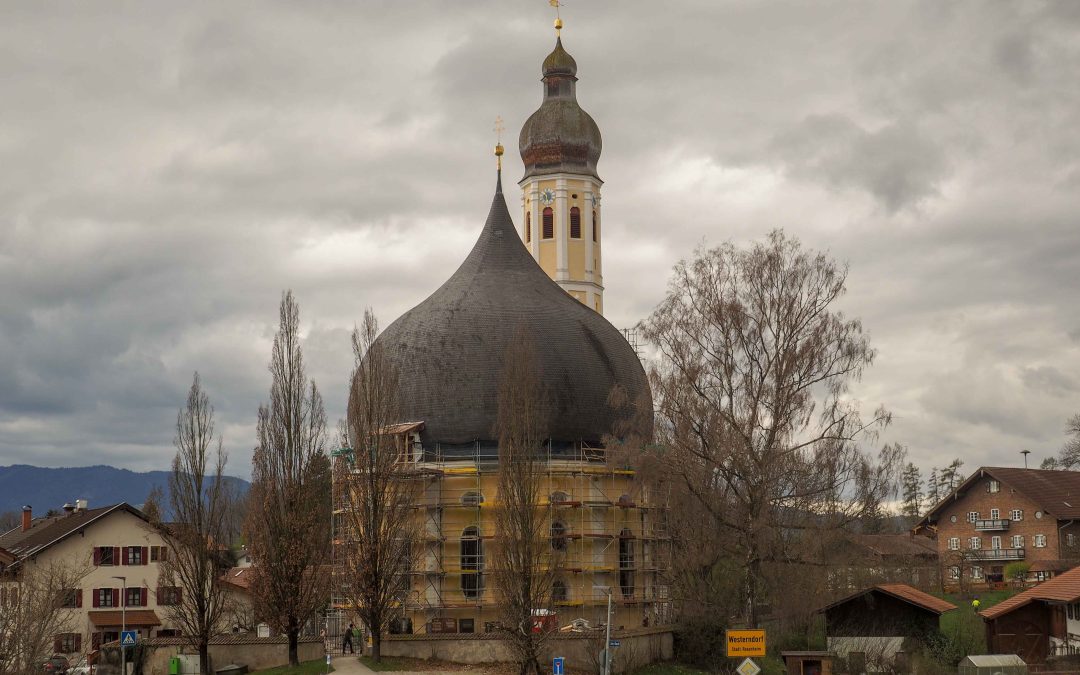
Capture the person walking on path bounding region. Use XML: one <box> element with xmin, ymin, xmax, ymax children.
<box><xmin>343</xmin><ymin>623</ymin><xmax>355</xmax><ymax>655</ymax></box>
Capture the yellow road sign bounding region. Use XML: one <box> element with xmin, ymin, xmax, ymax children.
<box><xmin>726</xmin><ymin>629</ymin><xmax>766</xmax><ymax>658</ymax></box>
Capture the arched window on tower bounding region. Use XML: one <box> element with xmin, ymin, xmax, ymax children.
<box><xmin>543</xmin><ymin>207</ymin><xmax>554</xmax><ymax>239</ymax></box>
<box><xmin>619</xmin><ymin>528</ymin><xmax>634</xmax><ymax>599</ymax></box>
<box><xmin>525</xmin><ymin>212</ymin><xmax>531</xmax><ymax>243</ymax></box>
<box><xmin>461</xmin><ymin>526</ymin><xmax>483</xmax><ymax>600</ymax></box>
<box><xmin>592</xmin><ymin>211</ymin><xmax>599</xmax><ymax>242</ymax></box>
<box><xmin>570</xmin><ymin>207</ymin><xmax>581</xmax><ymax>239</ymax></box>
<box><xmin>551</xmin><ymin>521</ymin><xmax>568</xmax><ymax>551</ymax></box>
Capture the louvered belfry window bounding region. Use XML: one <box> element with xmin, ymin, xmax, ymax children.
<box><xmin>570</xmin><ymin>207</ymin><xmax>581</xmax><ymax>239</ymax></box>
<box><xmin>542</xmin><ymin>207</ymin><xmax>554</xmax><ymax>239</ymax></box>
<box><xmin>525</xmin><ymin>212</ymin><xmax>531</xmax><ymax>243</ymax></box>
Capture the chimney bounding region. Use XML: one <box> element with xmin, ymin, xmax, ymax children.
<box><xmin>21</xmin><ymin>505</ymin><xmax>32</xmax><ymax>532</ymax></box>
<box><xmin>75</xmin><ymin>499</ymin><xmax>88</xmax><ymax>512</ymax></box>
<box><xmin>63</xmin><ymin>503</ymin><xmax>76</xmax><ymax>514</ymax></box>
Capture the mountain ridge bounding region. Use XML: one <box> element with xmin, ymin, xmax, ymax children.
<box><xmin>0</xmin><ymin>464</ymin><xmax>250</xmax><ymax>517</ymax></box>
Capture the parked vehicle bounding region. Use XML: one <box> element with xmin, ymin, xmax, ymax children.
<box><xmin>69</xmin><ymin>657</ymin><xmax>91</xmax><ymax>675</ymax></box>
<box><xmin>42</xmin><ymin>655</ymin><xmax>70</xmax><ymax>674</ymax></box>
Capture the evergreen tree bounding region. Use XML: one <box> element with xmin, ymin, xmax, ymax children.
<box><xmin>901</xmin><ymin>463</ymin><xmax>923</xmax><ymax>518</ymax></box>
<box><xmin>926</xmin><ymin>468</ymin><xmax>940</xmax><ymax>504</ymax></box>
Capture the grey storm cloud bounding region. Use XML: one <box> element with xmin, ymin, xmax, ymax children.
<box><xmin>1</xmin><ymin>0</ymin><xmax>1079</xmax><ymax>480</ymax></box>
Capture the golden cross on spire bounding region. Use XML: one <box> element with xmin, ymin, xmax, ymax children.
<box><xmin>493</xmin><ymin>115</ymin><xmax>505</xmax><ymax>170</ymax></box>
<box><xmin>550</xmin><ymin>0</ymin><xmax>564</xmax><ymax>34</ymax></box>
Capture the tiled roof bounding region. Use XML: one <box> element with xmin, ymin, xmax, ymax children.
<box><xmin>918</xmin><ymin>467</ymin><xmax>1080</xmax><ymax>530</ymax></box>
<box><xmin>0</xmin><ymin>504</ymin><xmax>148</xmax><ymax>560</ymax></box>
<box><xmin>981</xmin><ymin>565</ymin><xmax>1080</xmax><ymax>620</ymax></box>
<box><xmin>0</xmin><ymin>547</ymin><xmax>14</xmax><ymax>565</ymax></box>
<box><xmin>89</xmin><ymin>610</ymin><xmax>161</xmax><ymax>627</ymax></box>
<box><xmin>819</xmin><ymin>583</ymin><xmax>957</xmax><ymax>615</ymax></box>
<box><xmin>222</xmin><ymin>567</ymin><xmax>253</xmax><ymax>591</ymax></box>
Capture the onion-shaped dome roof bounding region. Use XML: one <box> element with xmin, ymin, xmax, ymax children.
<box><xmin>519</xmin><ymin>37</ymin><xmax>602</xmax><ymax>181</ymax></box>
<box><xmin>371</xmin><ymin>173</ymin><xmax>651</xmax><ymax>450</ymax></box>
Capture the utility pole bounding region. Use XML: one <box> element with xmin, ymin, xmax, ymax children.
<box><xmin>112</xmin><ymin>575</ymin><xmax>127</xmax><ymax>675</ymax></box>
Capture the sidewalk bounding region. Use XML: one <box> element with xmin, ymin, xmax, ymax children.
<box><xmin>325</xmin><ymin>654</ymin><xmax>376</xmax><ymax>675</ymax></box>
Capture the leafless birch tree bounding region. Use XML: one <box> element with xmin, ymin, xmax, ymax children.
<box><xmin>160</xmin><ymin>373</ymin><xmax>232</xmax><ymax>675</ymax></box>
<box><xmin>640</xmin><ymin>230</ymin><xmax>901</xmax><ymax>627</ymax></box>
<box><xmin>491</xmin><ymin>328</ymin><xmax>556</xmax><ymax>675</ymax></box>
<box><xmin>246</xmin><ymin>291</ymin><xmax>332</xmax><ymax>666</ymax></box>
<box><xmin>338</xmin><ymin>310</ymin><xmax>420</xmax><ymax>661</ymax></box>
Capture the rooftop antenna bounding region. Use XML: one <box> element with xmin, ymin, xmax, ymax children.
<box><xmin>1022</xmin><ymin>449</ymin><xmax>1031</xmax><ymax>469</ymax></box>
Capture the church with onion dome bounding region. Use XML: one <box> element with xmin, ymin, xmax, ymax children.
<box><xmin>334</xmin><ymin>13</ymin><xmax>672</xmax><ymax>659</ymax></box>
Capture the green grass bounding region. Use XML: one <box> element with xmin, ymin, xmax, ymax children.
<box><xmin>357</xmin><ymin>655</ymin><xmax>413</xmax><ymax>672</ymax></box>
<box><xmin>251</xmin><ymin>659</ymin><xmax>334</xmax><ymax>675</ymax></box>
<box><xmin>936</xmin><ymin>588</ymin><xmax>1016</xmax><ymax>655</ymax></box>
<box><xmin>631</xmin><ymin>664</ymin><xmax>710</xmax><ymax>675</ymax></box>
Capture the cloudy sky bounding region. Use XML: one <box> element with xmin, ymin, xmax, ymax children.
<box><xmin>1</xmin><ymin>1</ymin><xmax>1078</xmax><ymax>480</ymax></box>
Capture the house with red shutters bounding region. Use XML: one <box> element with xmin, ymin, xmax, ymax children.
<box><xmin>0</xmin><ymin>501</ymin><xmax>178</xmax><ymax>660</ymax></box>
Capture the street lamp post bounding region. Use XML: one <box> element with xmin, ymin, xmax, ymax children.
<box><xmin>593</xmin><ymin>586</ymin><xmax>613</xmax><ymax>675</ymax></box>
<box><xmin>111</xmin><ymin>576</ymin><xmax>127</xmax><ymax>675</ymax></box>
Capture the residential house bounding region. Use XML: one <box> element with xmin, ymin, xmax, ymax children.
<box><xmin>914</xmin><ymin>467</ymin><xmax>1080</xmax><ymax>587</ymax></box>
<box><xmin>980</xmin><ymin>564</ymin><xmax>1080</xmax><ymax>664</ymax></box>
<box><xmin>820</xmin><ymin>584</ymin><xmax>956</xmax><ymax>669</ymax></box>
<box><xmin>823</xmin><ymin>533</ymin><xmax>940</xmax><ymax>592</ymax></box>
<box><xmin>0</xmin><ymin>502</ymin><xmax>178</xmax><ymax>660</ymax></box>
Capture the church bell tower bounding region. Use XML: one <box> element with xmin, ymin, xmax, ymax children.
<box><xmin>518</xmin><ymin>17</ymin><xmax>605</xmax><ymax>314</ymax></box>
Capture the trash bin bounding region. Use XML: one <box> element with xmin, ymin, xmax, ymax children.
<box><xmin>168</xmin><ymin>657</ymin><xmax>180</xmax><ymax>675</ymax></box>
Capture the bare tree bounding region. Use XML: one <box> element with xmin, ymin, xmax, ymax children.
<box><xmin>338</xmin><ymin>310</ymin><xmax>420</xmax><ymax>661</ymax></box>
<box><xmin>490</xmin><ymin>328</ymin><xmax>557</xmax><ymax>675</ymax></box>
<box><xmin>246</xmin><ymin>291</ymin><xmax>332</xmax><ymax>666</ymax></box>
<box><xmin>639</xmin><ymin>230</ymin><xmax>900</xmax><ymax>627</ymax></box>
<box><xmin>1042</xmin><ymin>414</ymin><xmax>1080</xmax><ymax>470</ymax></box>
<box><xmin>0</xmin><ymin>512</ymin><xmax>19</xmax><ymax>533</ymax></box>
<box><xmin>0</xmin><ymin>559</ymin><xmax>89</xmax><ymax>675</ymax></box>
<box><xmin>159</xmin><ymin>373</ymin><xmax>232</xmax><ymax>675</ymax></box>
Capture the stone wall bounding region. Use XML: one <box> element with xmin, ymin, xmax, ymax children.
<box><xmin>135</xmin><ymin>637</ymin><xmax>323</xmax><ymax>675</ymax></box>
<box><xmin>381</xmin><ymin>627</ymin><xmax>673</xmax><ymax>673</ymax></box>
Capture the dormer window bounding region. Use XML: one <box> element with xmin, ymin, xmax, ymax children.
<box><xmin>988</xmin><ymin>480</ymin><xmax>1001</xmax><ymax>493</ymax></box>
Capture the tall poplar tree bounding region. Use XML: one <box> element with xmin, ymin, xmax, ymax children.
<box><xmin>246</xmin><ymin>291</ymin><xmax>332</xmax><ymax>666</ymax></box>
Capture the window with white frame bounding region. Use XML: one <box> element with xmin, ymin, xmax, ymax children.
<box><xmin>992</xmin><ymin>536</ymin><xmax>1002</xmax><ymax>549</ymax></box>
<box><xmin>1069</xmin><ymin>533</ymin><xmax>1076</xmax><ymax>547</ymax></box>
<box><xmin>990</xmin><ymin>508</ymin><xmax>1000</xmax><ymax>520</ymax></box>
<box><xmin>988</xmin><ymin>480</ymin><xmax>1001</xmax><ymax>493</ymax></box>
<box><xmin>1012</xmin><ymin>535</ymin><xmax>1025</xmax><ymax>548</ymax></box>
<box><xmin>948</xmin><ymin>537</ymin><xmax>960</xmax><ymax>551</ymax></box>
<box><xmin>1035</xmin><ymin>534</ymin><xmax>1047</xmax><ymax>548</ymax></box>
<box><xmin>968</xmin><ymin>511</ymin><xmax>979</xmax><ymax>523</ymax></box>
<box><xmin>1011</xmin><ymin>509</ymin><xmax>1023</xmax><ymax>521</ymax></box>
<box><xmin>969</xmin><ymin>537</ymin><xmax>982</xmax><ymax>550</ymax></box>
<box><xmin>972</xmin><ymin>566</ymin><xmax>983</xmax><ymax>580</ymax></box>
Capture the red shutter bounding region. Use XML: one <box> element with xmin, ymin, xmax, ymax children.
<box><xmin>141</xmin><ymin>588</ymin><xmax>147</xmax><ymax>606</ymax></box>
<box><xmin>142</xmin><ymin>547</ymin><xmax>149</xmax><ymax>565</ymax></box>
<box><xmin>93</xmin><ymin>547</ymin><xmax>101</xmax><ymax>566</ymax></box>
<box><xmin>113</xmin><ymin>547</ymin><xmax>120</xmax><ymax>564</ymax></box>
<box><xmin>120</xmin><ymin>546</ymin><xmax>128</xmax><ymax>566</ymax></box>
<box><xmin>74</xmin><ymin>634</ymin><xmax>81</xmax><ymax>652</ymax></box>
<box><xmin>54</xmin><ymin>636</ymin><xmax>63</xmax><ymax>653</ymax></box>
<box><xmin>112</xmin><ymin>588</ymin><xmax>120</xmax><ymax>607</ymax></box>
<box><xmin>75</xmin><ymin>589</ymin><xmax>83</xmax><ymax>608</ymax></box>
<box><xmin>92</xmin><ymin>633</ymin><xmax>101</xmax><ymax>651</ymax></box>
<box><xmin>92</xmin><ymin>589</ymin><xmax>100</xmax><ymax>608</ymax></box>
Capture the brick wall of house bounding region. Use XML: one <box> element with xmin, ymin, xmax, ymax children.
<box><xmin>931</xmin><ymin>474</ymin><xmax>1063</xmax><ymax>582</ymax></box>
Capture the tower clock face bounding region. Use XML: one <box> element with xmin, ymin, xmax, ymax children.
<box><xmin>540</xmin><ymin>189</ymin><xmax>555</xmax><ymax>205</ymax></box>
<box><xmin>591</xmin><ymin>193</ymin><xmax>601</xmax><ymax>207</ymax></box>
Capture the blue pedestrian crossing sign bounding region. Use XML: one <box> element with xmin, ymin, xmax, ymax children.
<box><xmin>553</xmin><ymin>657</ymin><xmax>564</xmax><ymax>675</ymax></box>
<box><xmin>121</xmin><ymin>631</ymin><xmax>137</xmax><ymax>647</ymax></box>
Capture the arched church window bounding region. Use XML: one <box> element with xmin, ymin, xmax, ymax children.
<box><xmin>570</xmin><ymin>207</ymin><xmax>581</xmax><ymax>239</ymax></box>
<box><xmin>461</xmin><ymin>526</ymin><xmax>483</xmax><ymax>599</ymax></box>
<box><xmin>551</xmin><ymin>521</ymin><xmax>568</xmax><ymax>551</ymax></box>
<box><xmin>526</xmin><ymin>212</ymin><xmax>531</xmax><ymax>243</ymax></box>
<box><xmin>619</xmin><ymin>528</ymin><xmax>634</xmax><ymax>599</ymax></box>
<box><xmin>592</xmin><ymin>211</ymin><xmax>598</xmax><ymax>242</ymax></box>
<box><xmin>552</xmin><ymin>579</ymin><xmax>568</xmax><ymax>603</ymax></box>
<box><xmin>543</xmin><ymin>207</ymin><xmax>554</xmax><ymax>239</ymax></box>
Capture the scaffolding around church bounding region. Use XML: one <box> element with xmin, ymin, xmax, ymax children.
<box><xmin>330</xmin><ymin>431</ymin><xmax>673</xmax><ymax>637</ymax></box>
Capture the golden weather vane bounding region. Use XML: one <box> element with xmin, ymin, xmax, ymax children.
<box><xmin>550</xmin><ymin>0</ymin><xmax>564</xmax><ymax>34</ymax></box>
<box><xmin>493</xmin><ymin>115</ymin><xmax>505</xmax><ymax>170</ymax></box>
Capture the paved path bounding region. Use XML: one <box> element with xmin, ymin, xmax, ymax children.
<box><xmin>326</xmin><ymin>654</ymin><xmax>491</xmax><ymax>675</ymax></box>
